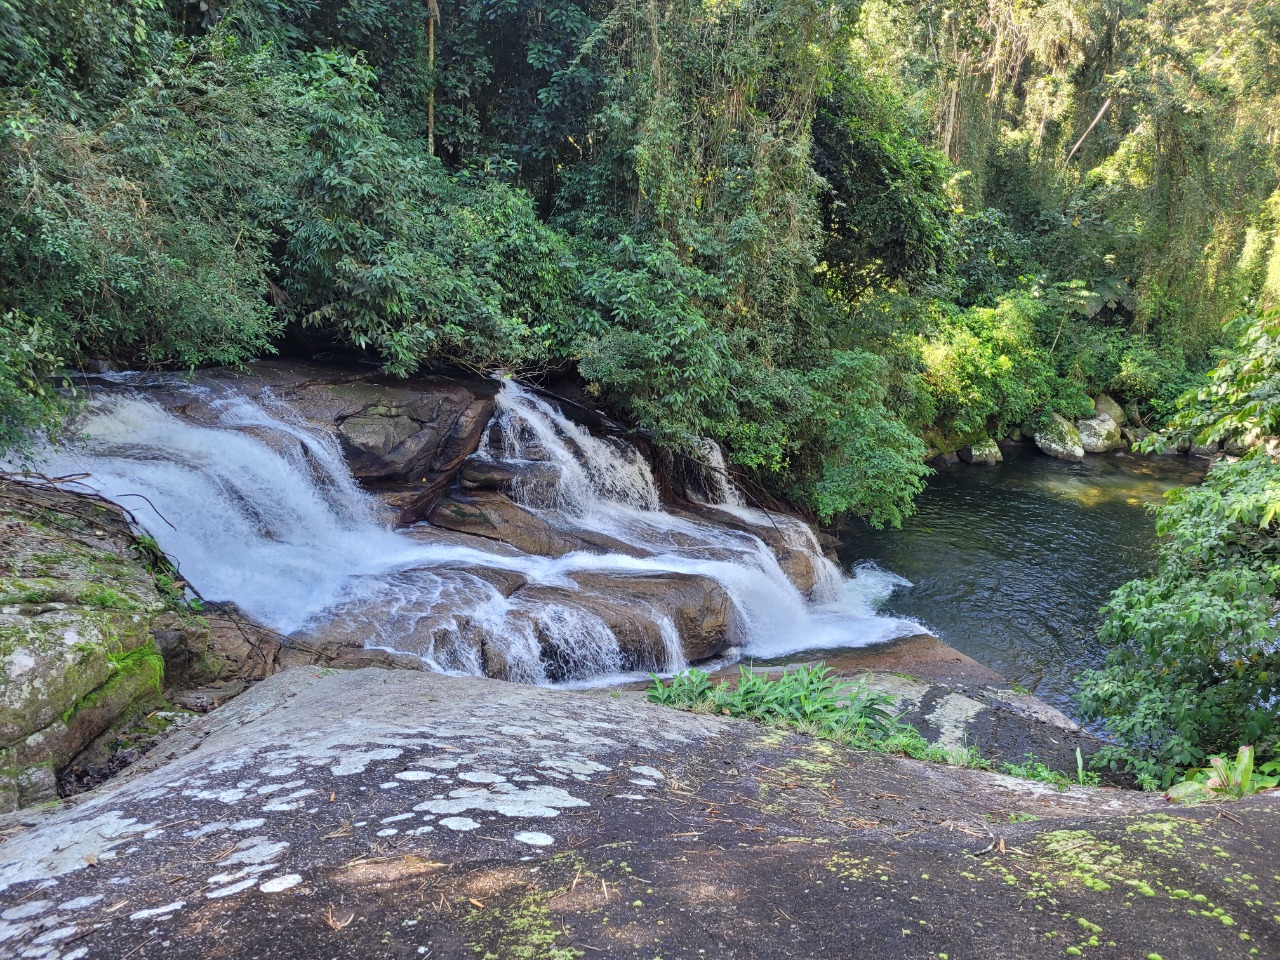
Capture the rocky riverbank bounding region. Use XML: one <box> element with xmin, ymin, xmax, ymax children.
<box><xmin>1</xmin><ymin>666</ymin><xmax>1276</xmax><ymax>960</ymax></box>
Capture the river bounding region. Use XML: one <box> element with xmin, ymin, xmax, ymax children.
<box><xmin>839</xmin><ymin>446</ymin><xmax>1205</xmax><ymax>716</ymax></box>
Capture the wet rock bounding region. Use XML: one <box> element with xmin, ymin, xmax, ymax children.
<box><xmin>1190</xmin><ymin>439</ymin><xmax>1221</xmax><ymax>458</ymax></box>
<box><xmin>570</xmin><ymin>571</ymin><xmax>739</xmax><ymax>663</ymax></box>
<box><xmin>1092</xmin><ymin>393</ymin><xmax>1126</xmax><ymax>425</ymax></box>
<box><xmin>674</xmin><ymin>504</ymin><xmax>831</xmax><ymax>599</ymax></box>
<box><xmin>458</xmin><ymin>457</ymin><xmax>563</xmax><ymax>507</ymax></box>
<box><xmin>220</xmin><ymin>363</ymin><xmax>499</xmax><ymax>523</ymax></box>
<box><xmin>429</xmin><ymin>490</ymin><xmax>644</xmax><ymax>559</ymax></box>
<box><xmin>508</xmin><ymin>586</ymin><xmax>669</xmax><ymax>680</ymax></box>
<box><xmin>1033</xmin><ymin>413</ymin><xmax>1085</xmax><ymax>461</ymax></box>
<box><xmin>1076</xmin><ymin>412</ymin><xmax>1123</xmax><ymax>453</ymax></box>
<box><xmin>958</xmin><ymin>436</ymin><xmax>1002</xmax><ymax>465</ymax></box>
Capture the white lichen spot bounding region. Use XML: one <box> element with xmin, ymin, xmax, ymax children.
<box><xmin>205</xmin><ymin>877</ymin><xmax>259</xmax><ymax>900</ymax></box>
<box><xmin>438</xmin><ymin>817</ymin><xmax>480</xmax><ymax>832</ymax></box>
<box><xmin>5</xmin><ymin>651</ymin><xmax>35</xmax><ymax>677</ymax></box>
<box><xmin>376</xmin><ymin>829</ymin><xmax>399</xmax><ymax>838</ymax></box>
<box><xmin>414</xmin><ymin>781</ymin><xmax>588</xmax><ymax>819</ymax></box>
<box><xmin>538</xmin><ymin>757</ymin><xmax>609</xmax><ymax>776</ymax></box>
<box><xmin>330</xmin><ymin>747</ymin><xmax>403</xmax><ymax>776</ymax></box>
<box><xmin>2</xmin><ymin>901</ymin><xmax>51</xmax><ymax>921</ymax></box>
<box><xmin>32</xmin><ymin>925</ymin><xmax>78</xmax><ymax>945</ymax></box>
<box><xmin>256</xmin><ymin>780</ymin><xmax>305</xmax><ymax>795</ymax></box>
<box><xmin>129</xmin><ymin>901</ymin><xmax>186</xmax><ymax>921</ymax></box>
<box><xmin>394</xmin><ymin>771</ymin><xmax>435</xmax><ymax>782</ymax></box>
<box><xmin>513</xmin><ymin>831</ymin><xmax>554</xmax><ymax>847</ymax></box>
<box><xmin>457</xmin><ymin>771</ymin><xmax>505</xmax><ymax>784</ymax></box>
<box><xmin>58</xmin><ymin>896</ymin><xmax>103</xmax><ymax>912</ymax></box>
<box><xmin>418</xmin><ymin>758</ymin><xmax>459</xmax><ymax>771</ymax></box>
<box><xmin>630</xmin><ymin>766</ymin><xmax>664</xmax><ymax>779</ymax></box>
<box><xmin>222</xmin><ymin>837</ymin><xmax>288</xmax><ymax>866</ymax></box>
<box><xmin>259</xmin><ymin>875</ymin><xmax>302</xmax><ymax>894</ymax></box>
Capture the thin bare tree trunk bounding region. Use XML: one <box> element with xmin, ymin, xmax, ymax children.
<box><xmin>1065</xmin><ymin>97</ymin><xmax>1112</xmax><ymax>166</ymax></box>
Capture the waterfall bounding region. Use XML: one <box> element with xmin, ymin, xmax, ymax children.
<box><xmin>10</xmin><ymin>374</ymin><xmax>923</xmax><ymax>684</ymax></box>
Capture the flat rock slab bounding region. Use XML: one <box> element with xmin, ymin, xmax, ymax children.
<box><xmin>1</xmin><ymin>667</ymin><xmax>1277</xmax><ymax>960</ymax></box>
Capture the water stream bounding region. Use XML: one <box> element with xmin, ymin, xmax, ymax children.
<box><xmin>13</xmin><ymin>374</ymin><xmax>922</xmax><ymax>685</ymax></box>
<box><xmin>841</xmin><ymin>448</ymin><xmax>1206</xmax><ymax>714</ymax></box>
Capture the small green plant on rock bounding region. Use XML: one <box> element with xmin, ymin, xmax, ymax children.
<box><xmin>647</xmin><ymin>665</ymin><xmax>897</xmax><ymax>739</ymax></box>
<box><xmin>1002</xmin><ymin>752</ymin><xmax>1071</xmax><ymax>791</ymax></box>
<box><xmin>646</xmin><ymin>665</ymin><xmax>990</xmax><ymax>768</ymax></box>
<box><xmin>1165</xmin><ymin>745</ymin><xmax>1280</xmax><ymax>803</ymax></box>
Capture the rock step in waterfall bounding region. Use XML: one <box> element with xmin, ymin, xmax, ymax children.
<box><xmin>14</xmin><ymin>362</ymin><xmax>921</xmax><ymax>686</ymax></box>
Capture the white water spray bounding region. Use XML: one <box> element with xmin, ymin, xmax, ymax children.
<box><xmin>12</xmin><ymin>375</ymin><xmax>923</xmax><ymax>683</ymax></box>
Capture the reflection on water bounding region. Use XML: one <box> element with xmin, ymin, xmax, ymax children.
<box><xmin>839</xmin><ymin>447</ymin><xmax>1206</xmax><ymax>716</ymax></box>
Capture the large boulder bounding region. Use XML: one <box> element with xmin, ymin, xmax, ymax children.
<box><xmin>1033</xmin><ymin>414</ymin><xmax>1085</xmax><ymax>461</ymax></box>
<box><xmin>1092</xmin><ymin>393</ymin><xmax>1126</xmax><ymax>425</ymax></box>
<box><xmin>1076</xmin><ymin>412</ymin><xmax>1123</xmax><ymax>453</ymax></box>
<box><xmin>214</xmin><ymin>363</ymin><xmax>499</xmax><ymax>524</ymax></box>
<box><xmin>0</xmin><ymin>485</ymin><xmax>197</xmax><ymax>811</ymax></box>
<box><xmin>958</xmin><ymin>436</ymin><xmax>1002</xmax><ymax>466</ymax></box>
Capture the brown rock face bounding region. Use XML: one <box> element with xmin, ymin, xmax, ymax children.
<box><xmin>206</xmin><ymin>363</ymin><xmax>499</xmax><ymax>524</ymax></box>
<box><xmin>428</xmin><ymin>490</ymin><xmax>644</xmax><ymax>559</ymax></box>
<box><xmin>458</xmin><ymin>457</ymin><xmax>563</xmax><ymax>508</ymax></box>
<box><xmin>568</xmin><ymin>571</ymin><xmax>739</xmax><ymax>663</ymax></box>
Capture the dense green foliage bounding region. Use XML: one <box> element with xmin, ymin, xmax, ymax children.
<box><xmin>2</xmin><ymin>0</ymin><xmax>1278</xmax><ymax>786</ymax></box>
<box><xmin>1079</xmin><ymin>308</ymin><xmax>1280</xmax><ymax>787</ymax></box>
<box><xmin>3</xmin><ymin>0</ymin><xmax>1277</xmax><ymax>527</ymax></box>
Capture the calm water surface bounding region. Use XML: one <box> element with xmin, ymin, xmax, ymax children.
<box><xmin>839</xmin><ymin>448</ymin><xmax>1206</xmax><ymax>716</ymax></box>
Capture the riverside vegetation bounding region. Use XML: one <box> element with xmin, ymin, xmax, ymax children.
<box><xmin>1</xmin><ymin>1</ymin><xmax>1278</xmax><ymax>786</ymax></box>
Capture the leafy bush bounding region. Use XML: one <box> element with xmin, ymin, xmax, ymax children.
<box><xmin>1078</xmin><ymin>308</ymin><xmax>1280</xmax><ymax>786</ymax></box>
<box><xmin>0</xmin><ymin>311</ymin><xmax>69</xmax><ymax>461</ymax></box>
<box><xmin>0</xmin><ymin>39</ymin><xmax>288</xmax><ymax>372</ymax></box>
<box><xmin>918</xmin><ymin>290</ymin><xmax>1091</xmax><ymax>447</ymax></box>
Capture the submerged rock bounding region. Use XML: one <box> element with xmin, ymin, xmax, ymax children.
<box><xmin>1033</xmin><ymin>413</ymin><xmax>1085</xmax><ymax>461</ymax></box>
<box><xmin>958</xmin><ymin>436</ymin><xmax>1002</xmax><ymax>465</ymax></box>
<box><xmin>1076</xmin><ymin>411</ymin><xmax>1123</xmax><ymax>453</ymax></box>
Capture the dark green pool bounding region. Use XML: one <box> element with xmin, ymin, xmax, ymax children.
<box><xmin>839</xmin><ymin>446</ymin><xmax>1206</xmax><ymax>716</ymax></box>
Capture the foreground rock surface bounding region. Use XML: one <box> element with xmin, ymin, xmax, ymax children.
<box><xmin>0</xmin><ymin>483</ymin><xmax>196</xmax><ymax>812</ymax></box>
<box><xmin>2</xmin><ymin>667</ymin><xmax>1275</xmax><ymax>960</ymax></box>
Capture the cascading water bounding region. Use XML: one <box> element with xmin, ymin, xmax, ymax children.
<box><xmin>11</xmin><ymin>374</ymin><xmax>923</xmax><ymax>683</ymax></box>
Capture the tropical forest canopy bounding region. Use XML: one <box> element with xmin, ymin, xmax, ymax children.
<box><xmin>2</xmin><ymin>1</ymin><xmax>1278</xmax><ymax>781</ymax></box>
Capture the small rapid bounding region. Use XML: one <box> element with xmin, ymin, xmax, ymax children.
<box><xmin>12</xmin><ymin>373</ymin><xmax>923</xmax><ymax>684</ymax></box>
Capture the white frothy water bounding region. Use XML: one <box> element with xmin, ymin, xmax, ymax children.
<box><xmin>12</xmin><ymin>376</ymin><xmax>923</xmax><ymax>683</ymax></box>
